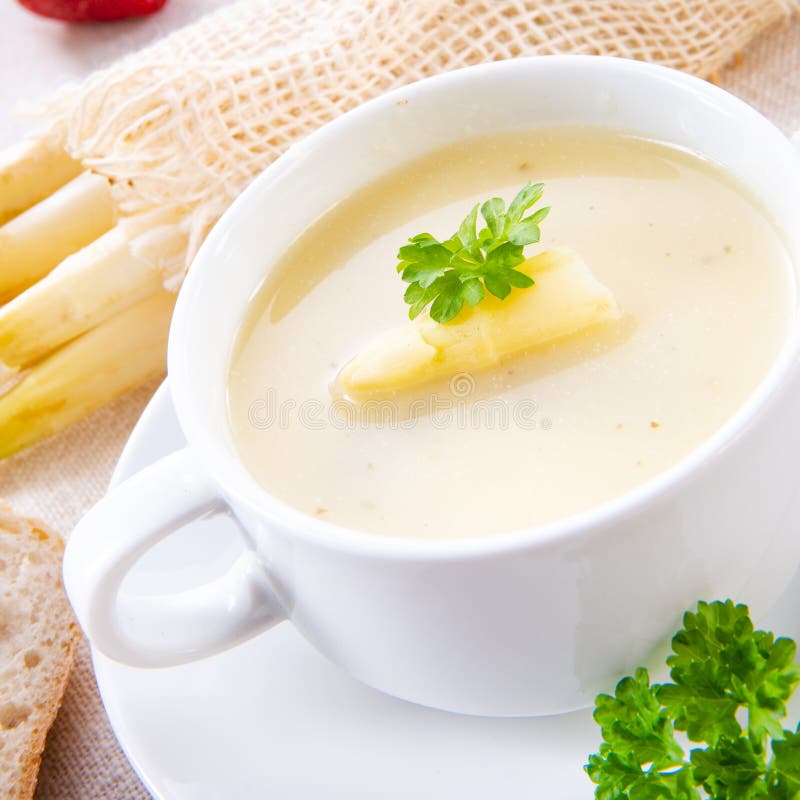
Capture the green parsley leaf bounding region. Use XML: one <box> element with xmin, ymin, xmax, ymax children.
<box><xmin>690</xmin><ymin>736</ymin><xmax>767</xmax><ymax>798</ymax></box>
<box><xmin>480</xmin><ymin>197</ymin><xmax>505</xmax><ymax>238</ymax></box>
<box><xmin>396</xmin><ymin>182</ymin><xmax>550</xmax><ymax>323</ymax></box>
<box><xmin>661</xmin><ymin>601</ymin><xmax>800</xmax><ymax>751</ymax></box>
<box><xmin>770</xmin><ymin>726</ymin><xmax>800</xmax><ymax>798</ymax></box>
<box><xmin>586</xmin><ymin>601</ymin><xmax>800</xmax><ymax>800</ymax></box>
<box><xmin>506</xmin><ymin>181</ymin><xmax>544</xmax><ymax>226</ymax></box>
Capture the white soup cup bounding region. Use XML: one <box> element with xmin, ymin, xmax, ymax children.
<box><xmin>64</xmin><ymin>56</ymin><xmax>800</xmax><ymax>716</ymax></box>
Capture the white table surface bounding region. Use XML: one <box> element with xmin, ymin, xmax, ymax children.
<box><xmin>0</xmin><ymin>0</ymin><xmax>234</xmax><ymax>147</ymax></box>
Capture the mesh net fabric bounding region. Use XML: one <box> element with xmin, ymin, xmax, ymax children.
<box><xmin>39</xmin><ymin>0</ymin><xmax>800</xmax><ymax>285</ymax></box>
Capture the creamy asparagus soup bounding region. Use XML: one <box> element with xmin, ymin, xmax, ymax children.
<box><xmin>228</xmin><ymin>129</ymin><xmax>794</xmax><ymax>539</ymax></box>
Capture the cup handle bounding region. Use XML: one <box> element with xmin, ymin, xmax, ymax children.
<box><xmin>63</xmin><ymin>447</ymin><xmax>286</xmax><ymax>667</ymax></box>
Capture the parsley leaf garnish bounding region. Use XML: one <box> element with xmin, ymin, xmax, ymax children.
<box><xmin>586</xmin><ymin>600</ymin><xmax>800</xmax><ymax>799</ymax></box>
<box><xmin>396</xmin><ymin>182</ymin><xmax>550</xmax><ymax>323</ymax></box>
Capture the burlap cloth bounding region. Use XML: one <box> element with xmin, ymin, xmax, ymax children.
<box><xmin>2</xmin><ymin>10</ymin><xmax>800</xmax><ymax>800</ymax></box>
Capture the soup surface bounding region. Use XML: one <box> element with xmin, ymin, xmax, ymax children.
<box><xmin>228</xmin><ymin>129</ymin><xmax>794</xmax><ymax>539</ymax></box>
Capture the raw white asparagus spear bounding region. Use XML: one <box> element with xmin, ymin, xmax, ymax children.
<box><xmin>0</xmin><ymin>138</ymin><xmax>83</xmax><ymax>225</ymax></box>
<box><xmin>0</xmin><ymin>219</ymin><xmax>173</xmax><ymax>370</ymax></box>
<box><xmin>336</xmin><ymin>247</ymin><xmax>621</xmax><ymax>399</ymax></box>
<box><xmin>0</xmin><ymin>171</ymin><xmax>116</xmax><ymax>303</ymax></box>
<box><xmin>0</xmin><ymin>291</ymin><xmax>175</xmax><ymax>459</ymax></box>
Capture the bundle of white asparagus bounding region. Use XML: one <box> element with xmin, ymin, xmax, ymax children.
<box><xmin>0</xmin><ymin>0</ymin><xmax>795</xmax><ymax>458</ymax></box>
<box><xmin>0</xmin><ymin>140</ymin><xmax>180</xmax><ymax>458</ymax></box>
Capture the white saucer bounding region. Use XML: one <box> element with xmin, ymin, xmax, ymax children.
<box><xmin>93</xmin><ymin>381</ymin><xmax>800</xmax><ymax>800</ymax></box>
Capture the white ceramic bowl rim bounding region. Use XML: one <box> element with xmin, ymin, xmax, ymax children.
<box><xmin>169</xmin><ymin>55</ymin><xmax>800</xmax><ymax>561</ymax></box>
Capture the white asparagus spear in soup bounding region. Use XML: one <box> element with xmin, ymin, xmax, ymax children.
<box><xmin>0</xmin><ymin>138</ymin><xmax>83</xmax><ymax>225</ymax></box>
<box><xmin>0</xmin><ymin>171</ymin><xmax>116</xmax><ymax>303</ymax></box>
<box><xmin>335</xmin><ymin>247</ymin><xmax>620</xmax><ymax>399</ymax></box>
<box><xmin>0</xmin><ymin>216</ymin><xmax>183</xmax><ymax>370</ymax></box>
<box><xmin>0</xmin><ymin>290</ymin><xmax>175</xmax><ymax>459</ymax></box>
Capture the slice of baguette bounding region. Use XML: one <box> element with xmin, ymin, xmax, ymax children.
<box><xmin>0</xmin><ymin>504</ymin><xmax>80</xmax><ymax>800</ymax></box>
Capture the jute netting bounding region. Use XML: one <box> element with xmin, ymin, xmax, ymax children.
<box><xmin>37</xmin><ymin>0</ymin><xmax>800</xmax><ymax>284</ymax></box>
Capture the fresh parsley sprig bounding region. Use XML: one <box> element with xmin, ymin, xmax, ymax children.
<box><xmin>396</xmin><ymin>182</ymin><xmax>550</xmax><ymax>324</ymax></box>
<box><xmin>586</xmin><ymin>600</ymin><xmax>800</xmax><ymax>800</ymax></box>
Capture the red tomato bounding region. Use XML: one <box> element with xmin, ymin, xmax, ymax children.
<box><xmin>18</xmin><ymin>0</ymin><xmax>169</xmax><ymax>22</ymax></box>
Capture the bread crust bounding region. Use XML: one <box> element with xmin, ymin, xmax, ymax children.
<box><xmin>0</xmin><ymin>503</ymin><xmax>80</xmax><ymax>800</ymax></box>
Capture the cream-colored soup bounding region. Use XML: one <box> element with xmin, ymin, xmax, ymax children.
<box><xmin>228</xmin><ymin>130</ymin><xmax>794</xmax><ymax>539</ymax></box>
